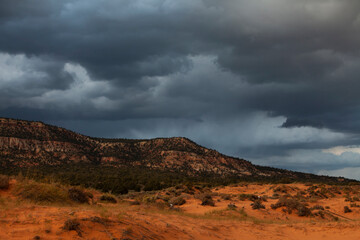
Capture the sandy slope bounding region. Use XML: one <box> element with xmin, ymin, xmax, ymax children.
<box><xmin>1</xmin><ymin>182</ymin><xmax>360</xmax><ymax>240</ymax></box>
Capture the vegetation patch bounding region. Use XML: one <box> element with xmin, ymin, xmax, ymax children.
<box><xmin>0</xmin><ymin>175</ymin><xmax>10</xmax><ymax>190</ymax></box>
<box><xmin>100</xmin><ymin>194</ymin><xmax>117</xmax><ymax>203</ymax></box>
<box><xmin>196</xmin><ymin>193</ymin><xmax>215</xmax><ymax>206</ymax></box>
<box><xmin>251</xmin><ymin>200</ymin><xmax>265</xmax><ymax>210</ymax></box>
<box><xmin>62</xmin><ymin>218</ymin><xmax>82</xmax><ymax>236</ymax></box>
<box><xmin>13</xmin><ymin>180</ymin><xmax>69</xmax><ymax>203</ymax></box>
<box><xmin>271</xmin><ymin>197</ymin><xmax>311</xmax><ymax>217</ymax></box>
<box><xmin>169</xmin><ymin>196</ymin><xmax>186</xmax><ymax>206</ymax></box>
<box><xmin>344</xmin><ymin>206</ymin><xmax>352</xmax><ymax>213</ymax></box>
<box><xmin>68</xmin><ymin>187</ymin><xmax>89</xmax><ymax>204</ymax></box>
<box><xmin>238</xmin><ymin>194</ymin><xmax>258</xmax><ymax>201</ymax></box>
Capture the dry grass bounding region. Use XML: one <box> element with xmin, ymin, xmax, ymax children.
<box><xmin>13</xmin><ymin>180</ymin><xmax>70</xmax><ymax>204</ymax></box>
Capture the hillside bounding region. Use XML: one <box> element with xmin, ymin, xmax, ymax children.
<box><xmin>0</xmin><ymin>117</ymin><xmax>352</xmax><ymax>190</ymax></box>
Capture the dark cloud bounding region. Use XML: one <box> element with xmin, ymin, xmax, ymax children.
<box><xmin>1</xmin><ymin>0</ymin><xmax>360</xmax><ymax>178</ymax></box>
<box><xmin>281</xmin><ymin>118</ymin><xmax>324</xmax><ymax>129</ymax></box>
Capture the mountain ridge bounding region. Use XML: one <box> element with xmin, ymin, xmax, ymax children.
<box><xmin>0</xmin><ymin>117</ymin><xmax>352</xmax><ymax>184</ymax></box>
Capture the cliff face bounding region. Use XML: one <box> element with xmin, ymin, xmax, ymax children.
<box><xmin>0</xmin><ymin>117</ymin><xmax>260</xmax><ymax>176</ymax></box>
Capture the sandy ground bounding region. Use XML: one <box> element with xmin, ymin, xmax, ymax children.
<box><xmin>2</xmin><ymin>182</ymin><xmax>360</xmax><ymax>240</ymax></box>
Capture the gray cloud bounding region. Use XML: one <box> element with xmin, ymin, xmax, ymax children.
<box><xmin>1</xmin><ymin>0</ymin><xmax>360</xmax><ymax>177</ymax></box>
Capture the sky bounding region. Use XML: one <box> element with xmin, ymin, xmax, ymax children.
<box><xmin>1</xmin><ymin>0</ymin><xmax>360</xmax><ymax>179</ymax></box>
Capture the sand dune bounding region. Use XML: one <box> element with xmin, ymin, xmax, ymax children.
<box><xmin>1</xmin><ymin>180</ymin><xmax>360</xmax><ymax>239</ymax></box>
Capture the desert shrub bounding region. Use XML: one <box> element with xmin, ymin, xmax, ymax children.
<box><xmin>270</xmin><ymin>193</ymin><xmax>280</xmax><ymax>199</ymax></box>
<box><xmin>251</xmin><ymin>200</ymin><xmax>265</xmax><ymax>210</ymax></box>
<box><xmin>328</xmin><ymin>186</ymin><xmax>342</xmax><ymax>195</ymax></box>
<box><xmin>0</xmin><ymin>175</ymin><xmax>10</xmax><ymax>190</ymax></box>
<box><xmin>167</xmin><ymin>187</ymin><xmax>176</xmax><ymax>194</ymax></box>
<box><xmin>86</xmin><ymin>192</ymin><xmax>94</xmax><ymax>199</ymax></box>
<box><xmin>68</xmin><ymin>188</ymin><xmax>89</xmax><ymax>203</ymax></box>
<box><xmin>313</xmin><ymin>210</ymin><xmax>325</xmax><ymax>218</ymax></box>
<box><xmin>350</xmin><ymin>203</ymin><xmax>360</xmax><ymax>208</ymax></box>
<box><xmin>271</xmin><ymin>197</ymin><xmax>311</xmax><ymax>217</ymax></box>
<box><xmin>238</xmin><ymin>194</ymin><xmax>258</xmax><ymax>201</ymax></box>
<box><xmin>325</xmin><ymin>206</ymin><xmax>330</xmax><ymax>209</ymax></box>
<box><xmin>273</xmin><ymin>185</ymin><xmax>289</xmax><ymax>193</ymax></box>
<box><xmin>160</xmin><ymin>195</ymin><xmax>171</xmax><ymax>202</ymax></box>
<box><xmin>310</xmin><ymin>205</ymin><xmax>324</xmax><ymax>210</ymax></box>
<box><xmin>63</xmin><ymin>219</ymin><xmax>82</xmax><ymax>236</ymax></box>
<box><xmin>227</xmin><ymin>203</ymin><xmax>237</xmax><ymax>210</ymax></box>
<box><xmin>142</xmin><ymin>195</ymin><xmax>157</xmax><ymax>203</ymax></box>
<box><xmin>221</xmin><ymin>194</ymin><xmax>232</xmax><ymax>200</ymax></box>
<box><xmin>169</xmin><ymin>196</ymin><xmax>186</xmax><ymax>206</ymax></box>
<box><xmin>297</xmin><ymin>205</ymin><xmax>311</xmax><ymax>216</ymax></box>
<box><xmin>13</xmin><ymin>180</ymin><xmax>69</xmax><ymax>203</ymax></box>
<box><xmin>201</xmin><ymin>197</ymin><xmax>215</xmax><ymax>206</ymax></box>
<box><xmin>100</xmin><ymin>194</ymin><xmax>117</xmax><ymax>203</ymax></box>
<box><xmin>63</xmin><ymin>218</ymin><xmax>80</xmax><ymax>230</ymax></box>
<box><xmin>130</xmin><ymin>200</ymin><xmax>140</xmax><ymax>205</ymax></box>
<box><xmin>344</xmin><ymin>206</ymin><xmax>352</xmax><ymax>213</ymax></box>
<box><xmin>196</xmin><ymin>193</ymin><xmax>215</xmax><ymax>206</ymax></box>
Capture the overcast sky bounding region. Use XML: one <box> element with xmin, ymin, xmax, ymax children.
<box><xmin>1</xmin><ymin>0</ymin><xmax>360</xmax><ymax>179</ymax></box>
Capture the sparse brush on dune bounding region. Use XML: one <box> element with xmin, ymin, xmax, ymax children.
<box><xmin>271</xmin><ymin>197</ymin><xmax>312</xmax><ymax>217</ymax></box>
<box><xmin>13</xmin><ymin>180</ymin><xmax>70</xmax><ymax>204</ymax></box>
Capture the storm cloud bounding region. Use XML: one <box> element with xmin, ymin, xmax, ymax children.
<box><xmin>1</xmin><ymin>0</ymin><xmax>360</xmax><ymax>178</ymax></box>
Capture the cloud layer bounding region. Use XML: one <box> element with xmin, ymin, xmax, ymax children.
<box><xmin>1</xmin><ymin>0</ymin><xmax>360</xmax><ymax>178</ymax></box>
